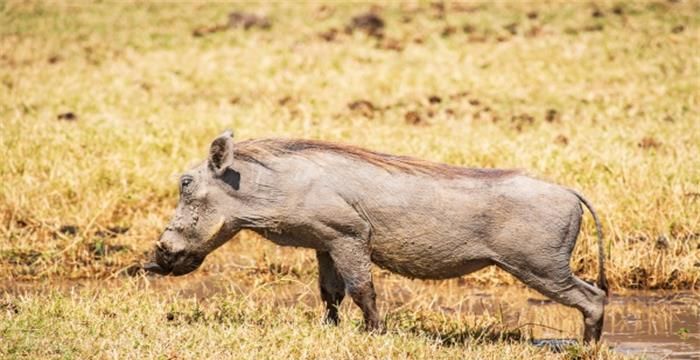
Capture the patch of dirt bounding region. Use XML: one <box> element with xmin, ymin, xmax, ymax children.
<box><xmin>404</xmin><ymin>110</ymin><xmax>427</xmax><ymax>126</ymax></box>
<box><xmin>511</xmin><ymin>113</ymin><xmax>535</xmax><ymax>132</ymax></box>
<box><xmin>525</xmin><ymin>25</ymin><xmax>542</xmax><ymax>38</ymax></box>
<box><xmin>348</xmin><ymin>100</ymin><xmax>379</xmax><ymax>118</ymax></box>
<box><xmin>554</xmin><ymin>134</ymin><xmax>569</xmax><ymax>146</ymax></box>
<box><xmin>467</xmin><ymin>34</ymin><xmax>488</xmax><ymax>43</ymax></box>
<box><xmin>545</xmin><ymin>109</ymin><xmax>560</xmax><ymax>123</ymax></box>
<box><xmin>504</xmin><ymin>23</ymin><xmax>518</xmax><ymax>35</ymax></box>
<box><xmin>165</xmin><ymin>308</ymin><xmax>206</xmax><ymax>324</ymax></box>
<box><xmin>57</xmin><ymin>112</ymin><xmax>77</xmax><ymax>121</ymax></box>
<box><xmin>58</xmin><ymin>224</ymin><xmax>79</xmax><ymax>236</ymax></box>
<box><xmin>47</xmin><ymin>55</ymin><xmax>62</xmax><ymax>64</ymax></box>
<box><xmin>411</xmin><ymin>36</ymin><xmax>425</xmax><ymax>44</ymax></box>
<box><xmin>430</xmin><ymin>1</ymin><xmax>446</xmax><ymax>13</ymax></box>
<box><xmin>94</xmin><ymin>226</ymin><xmax>129</xmax><ymax>238</ymax></box>
<box><xmin>192</xmin><ymin>25</ymin><xmax>228</xmax><ymax>37</ymax></box>
<box><xmin>671</xmin><ymin>25</ymin><xmax>685</xmax><ymax>34</ymax></box>
<box><xmin>428</xmin><ymin>2</ymin><xmax>446</xmax><ymax>20</ymax></box>
<box><xmin>0</xmin><ymin>249</ymin><xmax>42</xmax><ymax>266</ymax></box>
<box><xmin>684</xmin><ymin>193</ymin><xmax>700</xmax><ymax>201</ymax></box>
<box><xmin>0</xmin><ymin>300</ymin><xmax>20</xmax><ymax>314</ymax></box>
<box><xmin>278</xmin><ymin>96</ymin><xmax>295</xmax><ymax>107</ymax></box>
<box><xmin>227</xmin><ymin>12</ymin><xmax>271</xmax><ymax>30</ymax></box>
<box><xmin>655</xmin><ymin>235</ymin><xmax>670</xmax><ymax>250</ymax></box>
<box><xmin>428</xmin><ymin>95</ymin><xmax>442</xmax><ymax>104</ymax></box>
<box><xmin>193</xmin><ymin>11</ymin><xmax>270</xmax><ymax>37</ymax></box>
<box><xmin>14</xmin><ymin>219</ymin><xmax>29</xmax><ymax>228</ymax></box>
<box><xmin>582</xmin><ymin>24</ymin><xmax>604</xmax><ymax>32</ymax></box>
<box><xmin>441</xmin><ymin>25</ymin><xmax>457</xmax><ymax>37</ymax></box>
<box><xmin>377</xmin><ymin>37</ymin><xmax>404</xmax><ymax>51</ymax></box>
<box><xmin>314</xmin><ymin>5</ymin><xmax>334</xmax><ymax>20</ymax></box>
<box><xmin>638</xmin><ymin>137</ymin><xmax>662</xmax><ymax>149</ymax></box>
<box><xmin>347</xmin><ymin>12</ymin><xmax>385</xmax><ymax>38</ymax></box>
<box><xmin>449</xmin><ymin>91</ymin><xmax>470</xmax><ymax>100</ymax></box>
<box><xmin>318</xmin><ymin>28</ymin><xmax>339</xmax><ymax>42</ymax></box>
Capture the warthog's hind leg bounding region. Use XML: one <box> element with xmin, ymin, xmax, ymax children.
<box><xmin>496</xmin><ymin>261</ymin><xmax>606</xmax><ymax>343</ymax></box>
<box><xmin>316</xmin><ymin>250</ymin><xmax>345</xmax><ymax>325</ymax></box>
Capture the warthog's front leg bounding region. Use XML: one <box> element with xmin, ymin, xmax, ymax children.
<box><xmin>328</xmin><ymin>241</ymin><xmax>382</xmax><ymax>332</ymax></box>
<box><xmin>316</xmin><ymin>250</ymin><xmax>345</xmax><ymax>325</ymax></box>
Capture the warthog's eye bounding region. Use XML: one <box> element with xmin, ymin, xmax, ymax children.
<box><xmin>180</xmin><ymin>176</ymin><xmax>193</xmax><ymax>192</ymax></box>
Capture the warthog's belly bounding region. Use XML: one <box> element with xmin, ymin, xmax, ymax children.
<box><xmin>369</xmin><ymin>241</ymin><xmax>494</xmax><ymax>280</ymax></box>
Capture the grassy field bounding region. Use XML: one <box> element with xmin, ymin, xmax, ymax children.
<box><xmin>2</xmin><ymin>277</ymin><xmax>632</xmax><ymax>360</ymax></box>
<box><xmin>1</xmin><ymin>0</ymin><xmax>698</xmax><ymax>358</ymax></box>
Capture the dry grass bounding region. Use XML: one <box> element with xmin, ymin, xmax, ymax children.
<box><xmin>0</xmin><ymin>277</ymin><xmax>628</xmax><ymax>360</ymax></box>
<box><xmin>0</xmin><ymin>0</ymin><xmax>698</xmax><ymax>357</ymax></box>
<box><xmin>2</xmin><ymin>0</ymin><xmax>697</xmax><ymax>288</ymax></box>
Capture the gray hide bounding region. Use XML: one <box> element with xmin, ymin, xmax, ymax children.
<box><xmin>146</xmin><ymin>131</ymin><xmax>608</xmax><ymax>342</ymax></box>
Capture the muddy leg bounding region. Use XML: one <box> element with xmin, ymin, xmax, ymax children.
<box><xmin>498</xmin><ymin>262</ymin><xmax>606</xmax><ymax>343</ymax></box>
<box><xmin>574</xmin><ymin>277</ymin><xmax>606</xmax><ymax>343</ymax></box>
<box><xmin>329</xmin><ymin>246</ymin><xmax>382</xmax><ymax>332</ymax></box>
<box><xmin>316</xmin><ymin>250</ymin><xmax>345</xmax><ymax>325</ymax></box>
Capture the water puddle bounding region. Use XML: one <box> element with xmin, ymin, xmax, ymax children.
<box><xmin>3</xmin><ymin>272</ymin><xmax>698</xmax><ymax>359</ymax></box>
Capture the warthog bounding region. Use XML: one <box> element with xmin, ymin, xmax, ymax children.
<box><xmin>145</xmin><ymin>131</ymin><xmax>608</xmax><ymax>342</ymax></box>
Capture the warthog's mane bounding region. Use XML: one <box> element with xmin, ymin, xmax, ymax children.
<box><xmin>234</xmin><ymin>138</ymin><xmax>519</xmax><ymax>179</ymax></box>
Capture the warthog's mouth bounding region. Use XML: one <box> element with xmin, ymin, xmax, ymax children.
<box><xmin>143</xmin><ymin>253</ymin><xmax>205</xmax><ymax>276</ymax></box>
<box><xmin>145</xmin><ymin>218</ymin><xmax>223</xmax><ymax>276</ymax></box>
<box><xmin>142</xmin><ymin>262</ymin><xmax>170</xmax><ymax>275</ymax></box>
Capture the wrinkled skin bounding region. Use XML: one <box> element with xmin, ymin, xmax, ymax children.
<box><xmin>148</xmin><ymin>130</ymin><xmax>608</xmax><ymax>343</ymax></box>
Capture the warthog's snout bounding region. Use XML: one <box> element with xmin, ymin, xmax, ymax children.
<box><xmin>144</xmin><ymin>236</ymin><xmax>205</xmax><ymax>276</ymax></box>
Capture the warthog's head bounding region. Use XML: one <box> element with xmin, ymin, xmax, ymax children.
<box><xmin>144</xmin><ymin>131</ymin><xmax>244</xmax><ymax>276</ymax></box>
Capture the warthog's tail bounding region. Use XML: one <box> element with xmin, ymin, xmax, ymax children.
<box><xmin>570</xmin><ymin>189</ymin><xmax>609</xmax><ymax>296</ymax></box>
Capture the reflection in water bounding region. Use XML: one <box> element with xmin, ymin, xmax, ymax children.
<box><xmin>3</xmin><ymin>272</ymin><xmax>698</xmax><ymax>359</ymax></box>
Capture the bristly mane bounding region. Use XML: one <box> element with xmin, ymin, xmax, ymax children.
<box><xmin>234</xmin><ymin>138</ymin><xmax>519</xmax><ymax>179</ymax></box>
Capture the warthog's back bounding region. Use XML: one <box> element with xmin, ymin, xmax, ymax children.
<box><xmin>235</xmin><ymin>139</ymin><xmax>582</xmax><ymax>280</ymax></box>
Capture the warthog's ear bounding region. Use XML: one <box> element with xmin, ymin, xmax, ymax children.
<box><xmin>208</xmin><ymin>130</ymin><xmax>235</xmax><ymax>175</ymax></box>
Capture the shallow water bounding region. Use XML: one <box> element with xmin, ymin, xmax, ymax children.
<box><xmin>3</xmin><ymin>273</ymin><xmax>698</xmax><ymax>359</ymax></box>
